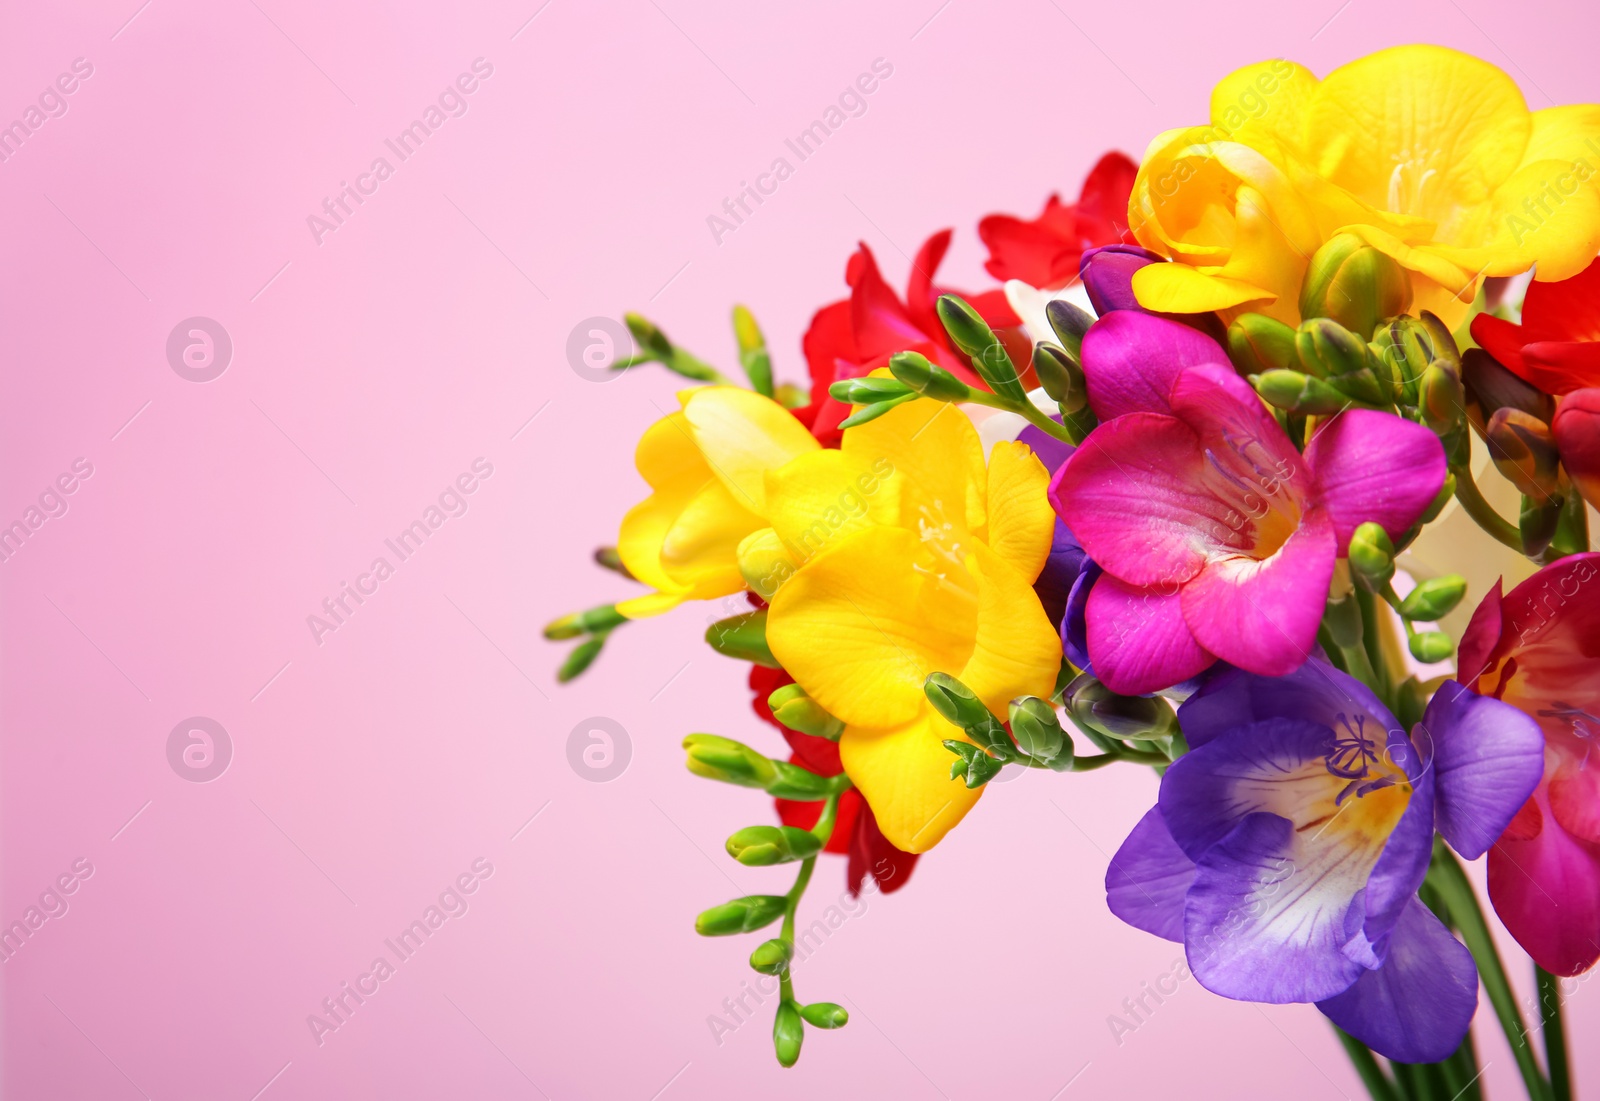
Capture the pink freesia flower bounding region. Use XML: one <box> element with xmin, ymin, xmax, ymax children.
<box><xmin>1459</xmin><ymin>552</ymin><xmax>1600</xmax><ymax>976</ymax></box>
<box><xmin>1050</xmin><ymin>312</ymin><xmax>1447</xmax><ymax>694</ymax></box>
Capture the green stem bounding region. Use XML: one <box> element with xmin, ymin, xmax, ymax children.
<box><xmin>776</xmin><ymin>787</ymin><xmax>843</xmax><ymax>1005</ymax></box>
<box><xmin>1454</xmin><ymin>464</ymin><xmax>1524</xmax><ymax>551</ymax></box>
<box><xmin>1354</xmin><ymin>586</ymin><xmax>1393</xmax><ymax>707</ymax></box>
<box><xmin>1067</xmin><ymin>748</ymin><xmax>1168</xmax><ymax>771</ymax></box>
<box><xmin>1537</xmin><ymin>967</ymin><xmax>1572</xmax><ymax>1101</ymax></box>
<box><xmin>1016</xmin><ymin>397</ymin><xmax>1080</xmax><ymax>445</ymax></box>
<box><xmin>1334</xmin><ymin>1025</ymin><xmax>1401</xmax><ymax>1101</ymax></box>
<box><xmin>1427</xmin><ymin>842</ymin><xmax>1552</xmax><ymax>1101</ymax></box>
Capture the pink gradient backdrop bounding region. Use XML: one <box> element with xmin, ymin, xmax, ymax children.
<box><xmin>2</xmin><ymin>0</ymin><xmax>1595</xmax><ymax>1097</ymax></box>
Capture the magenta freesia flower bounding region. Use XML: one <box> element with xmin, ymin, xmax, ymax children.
<box><xmin>1049</xmin><ymin>312</ymin><xmax>1447</xmax><ymax>694</ymax></box>
<box><xmin>1108</xmin><ymin>659</ymin><xmax>1544</xmax><ymax>1062</ymax></box>
<box><xmin>1459</xmin><ymin>552</ymin><xmax>1600</xmax><ymax>976</ymax></box>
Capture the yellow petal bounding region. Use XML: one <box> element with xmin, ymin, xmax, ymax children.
<box><xmin>683</xmin><ymin>387</ymin><xmax>818</xmax><ymax>515</ymax></box>
<box><xmin>983</xmin><ymin>441</ymin><xmax>1054</xmax><ymax>582</ymax></box>
<box><xmin>843</xmin><ymin>396</ymin><xmax>988</xmax><ymax>534</ymax></box>
<box><xmin>1209</xmin><ymin>59</ymin><xmax>1319</xmax><ymax>158</ymax></box>
<box><xmin>1307</xmin><ymin>45</ymin><xmax>1530</xmax><ymax>230</ymax></box>
<box><xmin>767</xmin><ymin>526</ymin><xmax>976</xmax><ymax>729</ymax></box>
<box><xmin>956</xmin><ymin>543</ymin><xmax>1062</xmax><ymax>718</ymax></box>
<box><xmin>1132</xmin><ymin>261</ymin><xmax>1274</xmax><ymax>314</ymax></box>
<box><xmin>736</xmin><ymin>528</ymin><xmax>798</xmax><ymax>602</ymax></box>
<box><xmin>615</xmin><ymin>590</ymin><xmax>685</xmax><ymax>619</ymax></box>
<box><xmin>839</xmin><ymin>710</ymin><xmax>982</xmax><ymax>853</ymax></box>
<box><xmin>761</xmin><ymin>449</ymin><xmax>895</xmax><ymax>564</ymax></box>
<box><xmin>659</xmin><ymin>478</ymin><xmax>763</xmax><ymax>594</ymax></box>
<box><xmin>1489</xmin><ymin>159</ymin><xmax>1600</xmax><ymax>283</ymax></box>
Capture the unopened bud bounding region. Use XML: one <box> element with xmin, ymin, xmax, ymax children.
<box><xmin>1252</xmin><ymin>370</ymin><xmax>1350</xmax><ymax>415</ymax></box>
<box><xmin>767</xmin><ymin>683</ymin><xmax>844</xmax><ymax>741</ymax></box>
<box><xmin>1520</xmin><ymin>495</ymin><xmax>1563</xmax><ymax>558</ymax></box>
<box><xmin>726</xmin><ymin>825</ymin><xmax>824</xmax><ymax>866</ymax></box>
<box><xmin>936</xmin><ymin>295</ymin><xmax>1026</xmax><ymax>402</ymax></box>
<box><xmin>1008</xmin><ymin>696</ymin><xmax>1071</xmax><ymax>768</ymax></box>
<box><xmin>683</xmin><ymin>734</ymin><xmax>778</xmax><ymax>789</ymax></box>
<box><xmin>1419</xmin><ymin>362</ymin><xmax>1465</xmax><ymax>437</ymax></box>
<box><xmin>706</xmin><ymin>610</ymin><xmax>780</xmax><ymax>668</ymax></box>
<box><xmin>732</xmin><ymin>305</ymin><xmax>774</xmax><ymax>396</ymax></box>
<box><xmin>799</xmin><ymin>1002</ymin><xmax>849</xmax><ymax>1029</ymax></box>
<box><xmin>738</xmin><ymin>528</ymin><xmax>799</xmax><ymax>601</ymax></box>
<box><xmin>695</xmin><ymin>894</ymin><xmax>787</xmax><ymax>936</ymax></box>
<box><xmin>838</xmin><ymin>394</ymin><xmax>919</xmax><ymax>428</ymax></box>
<box><xmin>544</xmin><ymin>603</ymin><xmax>626</xmax><ymax>640</ymax></box>
<box><xmin>1227</xmin><ymin>313</ymin><xmax>1299</xmax><ymax>376</ymax></box>
<box><xmin>1348</xmin><ymin>522</ymin><xmax>1395</xmax><ymax>588</ymax></box>
<box><xmin>888</xmin><ymin>350</ymin><xmax>972</xmax><ymax>403</ymax></box>
<box><xmin>1552</xmin><ymin>388</ymin><xmax>1600</xmax><ymax>510</ymax></box>
<box><xmin>923</xmin><ymin>672</ymin><xmax>1011</xmax><ymax>754</ymax></box>
<box><xmin>1486</xmin><ymin>407</ymin><xmax>1563</xmax><ymax>499</ymax></box>
<box><xmin>1409</xmin><ymin>631</ymin><xmax>1454</xmax><ymax>664</ymax></box>
<box><xmin>1032</xmin><ymin>342</ymin><xmax>1088</xmax><ymax>414</ymax></box>
<box><xmin>592</xmin><ymin>545</ymin><xmax>632</xmax><ymax>578</ymax></box>
<box><xmin>1462</xmin><ymin>348</ymin><xmax>1552</xmax><ymax>434</ymax></box>
<box><xmin>557</xmin><ymin>634</ymin><xmax>607</xmax><ymax>683</ymax></box>
<box><xmin>1295</xmin><ymin>317</ymin><xmax>1372</xmax><ymax>380</ymax></box>
<box><xmin>749</xmin><ymin>938</ymin><xmax>793</xmax><ymax>975</ymax></box>
<box><xmin>623</xmin><ymin>311</ymin><xmax>673</xmax><ymax>360</ymax></box>
<box><xmin>1298</xmin><ymin>233</ymin><xmax>1413</xmax><ymax>340</ymax></box>
<box><xmin>1064</xmin><ymin>674</ymin><xmax>1177</xmax><ymax>741</ymax></box>
<box><xmin>1398</xmin><ymin>575</ymin><xmax>1467</xmax><ymax>622</ymax></box>
<box><xmin>827</xmin><ymin>376</ymin><xmax>915</xmax><ymax>405</ymax></box>
<box><xmin>765</xmin><ymin>761</ymin><xmax>836</xmax><ymax>801</ymax></box>
<box><xmin>1046</xmin><ymin>299</ymin><xmax>1094</xmax><ymax>361</ymax></box>
<box><xmin>773</xmin><ymin>1001</ymin><xmax>804</xmax><ymax>1068</ymax></box>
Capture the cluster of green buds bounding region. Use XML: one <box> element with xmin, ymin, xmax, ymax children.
<box><xmin>1346</xmin><ymin>522</ymin><xmax>1466</xmax><ymax>664</ymax></box>
<box><xmin>681</xmin><ymin>729</ymin><xmax>853</xmax><ymax>1067</ymax></box>
<box><xmin>613</xmin><ymin>308</ymin><xmax>806</xmax><ymax>407</ymax></box>
<box><xmin>542</xmin><ymin>602</ymin><xmax>628</xmax><ymax>682</ymax></box>
<box><xmin>827</xmin><ymin>293</ymin><xmax>1095</xmax><ymax>448</ymax></box>
<box><xmin>928</xmin><ymin>668</ymin><xmax>1178</xmax><ymax>787</ymax></box>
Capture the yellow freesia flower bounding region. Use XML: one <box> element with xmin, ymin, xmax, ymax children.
<box><xmin>1129</xmin><ymin>45</ymin><xmax>1600</xmax><ymax>328</ymax></box>
<box><xmin>764</xmin><ymin>398</ymin><xmax>1061</xmax><ymax>853</ymax></box>
<box><xmin>616</xmin><ymin>387</ymin><xmax>818</xmax><ymax>618</ymax></box>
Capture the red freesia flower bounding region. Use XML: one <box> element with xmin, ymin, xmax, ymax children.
<box><xmin>1552</xmin><ymin>388</ymin><xmax>1600</xmax><ymax>509</ymax></box>
<box><xmin>1471</xmin><ymin>256</ymin><xmax>1600</xmax><ymax>396</ymax></box>
<box><xmin>1458</xmin><ymin>552</ymin><xmax>1600</xmax><ymax>976</ymax></box>
<box><xmin>977</xmin><ymin>152</ymin><xmax>1138</xmax><ymax>290</ymax></box>
<box><xmin>795</xmin><ymin>231</ymin><xmax>1023</xmax><ymax>448</ymax></box>
<box><xmin>749</xmin><ymin>665</ymin><xmax>919</xmax><ymax>894</ymax></box>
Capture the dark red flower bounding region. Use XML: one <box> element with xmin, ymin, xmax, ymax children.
<box><xmin>795</xmin><ymin>230</ymin><xmax>1024</xmax><ymax>448</ymax></box>
<box><xmin>1471</xmin><ymin>256</ymin><xmax>1600</xmax><ymax>396</ymax></box>
<box><xmin>748</xmin><ymin>665</ymin><xmax>919</xmax><ymax>893</ymax></box>
<box><xmin>977</xmin><ymin>152</ymin><xmax>1138</xmax><ymax>290</ymax></box>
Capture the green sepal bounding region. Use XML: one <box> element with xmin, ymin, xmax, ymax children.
<box><xmin>943</xmin><ymin>740</ymin><xmax>1005</xmax><ymax>788</ymax></box>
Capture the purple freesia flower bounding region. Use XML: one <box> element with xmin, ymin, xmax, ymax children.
<box><xmin>1020</xmin><ymin>422</ymin><xmax>1097</xmax><ymax>669</ymax></box>
<box><xmin>1106</xmin><ymin>658</ymin><xmax>1545</xmax><ymax>1062</ymax></box>
<box><xmin>1049</xmin><ymin>312</ymin><xmax>1446</xmax><ymax>695</ymax></box>
<box><xmin>1080</xmin><ymin>243</ymin><xmax>1164</xmax><ymax>315</ymax></box>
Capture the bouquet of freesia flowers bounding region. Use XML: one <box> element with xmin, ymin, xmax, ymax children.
<box><xmin>550</xmin><ymin>45</ymin><xmax>1600</xmax><ymax>1097</ymax></box>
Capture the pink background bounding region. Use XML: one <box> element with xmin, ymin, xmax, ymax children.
<box><xmin>2</xmin><ymin>0</ymin><xmax>1595</xmax><ymax>1097</ymax></box>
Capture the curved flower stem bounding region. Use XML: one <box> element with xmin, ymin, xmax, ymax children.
<box><xmin>1454</xmin><ymin>464</ymin><xmax>1525</xmax><ymax>551</ymax></box>
<box><xmin>776</xmin><ymin>786</ymin><xmax>846</xmax><ymax>1007</ymax></box>
<box><xmin>1333</xmin><ymin>1026</ymin><xmax>1401</xmax><ymax>1101</ymax></box>
<box><xmin>1426</xmin><ymin>842</ymin><xmax>1552</xmax><ymax>1101</ymax></box>
<box><xmin>1068</xmin><ymin>747</ymin><xmax>1169</xmax><ymax>771</ymax></box>
<box><xmin>1536</xmin><ymin>966</ymin><xmax>1572</xmax><ymax>1101</ymax></box>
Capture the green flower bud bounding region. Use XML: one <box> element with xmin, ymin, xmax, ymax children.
<box><xmin>683</xmin><ymin>734</ymin><xmax>778</xmax><ymax>789</ymax></box>
<box><xmin>1520</xmin><ymin>495</ymin><xmax>1563</xmax><ymax>558</ymax></box>
<box><xmin>765</xmin><ymin>761</ymin><xmax>836</xmax><ymax>801</ymax></box>
<box><xmin>1419</xmin><ymin>473</ymin><xmax>1456</xmax><ymax>524</ymax></box>
<box><xmin>1419</xmin><ymin>362</ymin><xmax>1465</xmax><ymax>437</ymax></box>
<box><xmin>557</xmin><ymin>634</ymin><xmax>608</xmax><ymax>683</ymax></box>
<box><xmin>1008</xmin><ymin>696</ymin><xmax>1070</xmax><ymax>767</ymax></box>
<box><xmin>544</xmin><ymin>603</ymin><xmax>626</xmax><ymax>640</ymax></box>
<box><xmin>1295</xmin><ymin>317</ymin><xmax>1372</xmax><ymax>380</ymax></box>
<box><xmin>732</xmin><ymin>305</ymin><xmax>774</xmax><ymax>396</ymax></box>
<box><xmin>943</xmin><ymin>740</ymin><xmax>1005</xmax><ymax>788</ymax></box>
<box><xmin>1252</xmin><ymin>370</ymin><xmax>1350</xmax><ymax>416</ymax></box>
<box><xmin>1325</xmin><ymin>368</ymin><xmax>1389</xmax><ymax>407</ymax></box>
<box><xmin>1394</xmin><ymin>675</ymin><xmax>1428</xmax><ymax>731</ymax></box>
<box><xmin>1323</xmin><ymin>594</ymin><xmax>1364</xmax><ymax>650</ymax></box>
<box><xmin>1416</xmin><ymin>312</ymin><xmax>1462</xmax><ymax>373</ymax></box>
<box><xmin>1348</xmin><ymin>522</ymin><xmax>1396</xmax><ymax>588</ymax></box>
<box><xmin>1298</xmin><ymin>233</ymin><xmax>1413</xmax><ymax>340</ymax></box>
<box><xmin>767</xmin><ymin>684</ymin><xmax>844</xmax><ymax>741</ymax></box>
<box><xmin>1046</xmin><ymin>299</ymin><xmax>1094</xmax><ymax>361</ymax></box>
<box><xmin>1227</xmin><ymin>313</ymin><xmax>1299</xmax><ymax>377</ymax></box>
<box><xmin>923</xmin><ymin>672</ymin><xmax>1011</xmax><ymax>754</ymax></box>
<box><xmin>1409</xmin><ymin>631</ymin><xmax>1454</xmax><ymax>664</ymax></box>
<box><xmin>1064</xmin><ymin>674</ymin><xmax>1177</xmax><ymax>741</ymax></box>
<box><xmin>1032</xmin><ymin>343</ymin><xmax>1088</xmax><ymax>414</ymax></box>
<box><xmin>773</xmin><ymin>1001</ymin><xmax>804</xmax><ymax>1068</ymax></box>
<box><xmin>706</xmin><ymin>609</ymin><xmax>780</xmax><ymax>668</ymax></box>
<box><xmin>694</xmin><ymin>894</ymin><xmax>788</xmax><ymax>936</ymax></box>
<box><xmin>1462</xmin><ymin>348</ymin><xmax>1553</xmax><ymax>435</ymax></box>
<box><xmin>936</xmin><ymin>295</ymin><xmax>1026</xmax><ymax>402</ymax></box>
<box><xmin>624</xmin><ymin>311</ymin><xmax>674</xmax><ymax>361</ymax></box>
<box><xmin>888</xmin><ymin>350</ymin><xmax>973</xmax><ymax>403</ymax></box>
<box><xmin>827</xmin><ymin>376</ymin><xmax>915</xmax><ymax>404</ymax></box>
<box><xmin>725</xmin><ymin>825</ymin><xmax>824</xmax><ymax>866</ymax></box>
<box><xmin>1487</xmin><ymin>407</ymin><xmax>1563</xmax><ymax>500</ymax></box>
<box><xmin>837</xmin><ymin>393</ymin><xmax>919</xmax><ymax>428</ymax></box>
<box><xmin>592</xmin><ymin>545</ymin><xmax>632</xmax><ymax>578</ymax></box>
<box><xmin>799</xmin><ymin>1002</ymin><xmax>849</xmax><ymax>1029</ymax></box>
<box><xmin>1398</xmin><ymin>575</ymin><xmax>1467</xmax><ymax>622</ymax></box>
<box><xmin>749</xmin><ymin>938</ymin><xmax>793</xmax><ymax>975</ymax></box>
